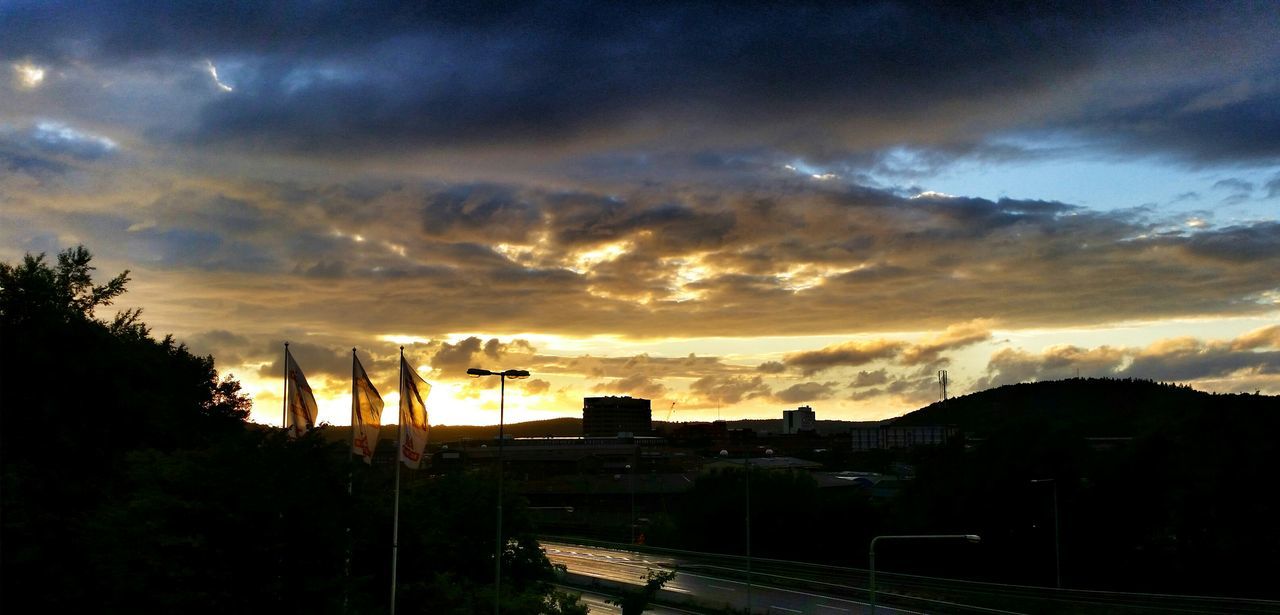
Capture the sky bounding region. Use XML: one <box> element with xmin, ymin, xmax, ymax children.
<box><xmin>2</xmin><ymin>1</ymin><xmax>1278</xmax><ymax>427</ymax></box>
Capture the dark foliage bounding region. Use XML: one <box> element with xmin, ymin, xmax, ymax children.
<box><xmin>0</xmin><ymin>247</ymin><xmax>582</xmax><ymax>614</ymax></box>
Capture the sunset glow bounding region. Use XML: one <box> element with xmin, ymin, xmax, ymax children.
<box><xmin>2</xmin><ymin>3</ymin><xmax>1277</xmax><ymax>427</ymax></box>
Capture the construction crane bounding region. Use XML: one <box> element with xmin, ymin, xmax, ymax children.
<box><xmin>666</xmin><ymin>401</ymin><xmax>676</xmax><ymax>423</ymax></box>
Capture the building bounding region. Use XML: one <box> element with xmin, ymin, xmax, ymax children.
<box><xmin>583</xmin><ymin>396</ymin><xmax>653</xmax><ymax>437</ymax></box>
<box><xmin>851</xmin><ymin>424</ymin><xmax>957</xmax><ymax>451</ymax></box>
<box><xmin>782</xmin><ymin>405</ymin><xmax>817</xmax><ymax>434</ymax></box>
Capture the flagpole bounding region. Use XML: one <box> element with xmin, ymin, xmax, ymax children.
<box><xmin>279</xmin><ymin>341</ymin><xmax>289</xmax><ymax>609</ymax></box>
<box><xmin>390</xmin><ymin>346</ymin><xmax>403</xmax><ymax>615</ymax></box>
<box><xmin>351</xmin><ymin>348</ymin><xmax>358</xmax><ymax>467</ymax></box>
<box><xmin>282</xmin><ymin>342</ymin><xmax>289</xmax><ymax>429</ymax></box>
<box><xmin>346</xmin><ymin>348</ymin><xmax>357</xmax><ymax>614</ymax></box>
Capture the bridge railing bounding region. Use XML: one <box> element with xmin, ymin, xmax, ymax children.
<box><xmin>539</xmin><ymin>534</ymin><xmax>1280</xmax><ymax>615</ymax></box>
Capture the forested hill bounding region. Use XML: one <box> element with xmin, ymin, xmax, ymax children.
<box><xmin>892</xmin><ymin>378</ymin><xmax>1279</xmax><ymax>437</ymax></box>
<box><xmin>320</xmin><ymin>417</ymin><xmax>585</xmax><ymax>444</ymax></box>
<box><xmin>320</xmin><ymin>417</ymin><xmax>878</xmax><ymax>443</ymax></box>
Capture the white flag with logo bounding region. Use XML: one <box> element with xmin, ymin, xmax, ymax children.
<box><xmin>285</xmin><ymin>348</ymin><xmax>319</xmax><ymax>438</ymax></box>
<box><xmin>352</xmin><ymin>355</ymin><xmax>384</xmax><ymax>463</ymax></box>
<box><xmin>399</xmin><ymin>356</ymin><xmax>431</xmax><ymax>469</ymax></box>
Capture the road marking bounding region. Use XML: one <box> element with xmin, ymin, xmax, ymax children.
<box><xmin>707</xmin><ymin>584</ymin><xmax>737</xmax><ymax>591</ymax></box>
<box><xmin>771</xmin><ymin>606</ymin><xmax>802</xmax><ymax>613</ymax></box>
<box><xmin>816</xmin><ymin>606</ymin><xmax>849</xmax><ymax>612</ymax></box>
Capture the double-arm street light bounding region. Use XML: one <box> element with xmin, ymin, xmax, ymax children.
<box><xmin>869</xmin><ymin>534</ymin><xmax>981</xmax><ymax>614</ymax></box>
<box><xmin>719</xmin><ymin>449</ymin><xmax>753</xmax><ymax>612</ymax></box>
<box><xmin>624</xmin><ymin>463</ymin><xmax>636</xmax><ymax>544</ymax></box>
<box><xmin>1031</xmin><ymin>478</ymin><xmax>1062</xmax><ymax>588</ymax></box>
<box><xmin>467</xmin><ymin>367</ymin><xmax>530</xmax><ymax>615</ymax></box>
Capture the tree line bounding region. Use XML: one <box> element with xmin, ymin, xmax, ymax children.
<box><xmin>0</xmin><ymin>247</ymin><xmax>585</xmax><ymax>614</ymax></box>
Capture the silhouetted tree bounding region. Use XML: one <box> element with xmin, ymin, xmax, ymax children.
<box><xmin>608</xmin><ymin>568</ymin><xmax>677</xmax><ymax>615</ymax></box>
<box><xmin>0</xmin><ymin>246</ymin><xmax>585</xmax><ymax>613</ymax></box>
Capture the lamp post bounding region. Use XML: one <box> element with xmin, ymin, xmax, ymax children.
<box><xmin>1031</xmin><ymin>478</ymin><xmax>1062</xmax><ymax>588</ymax></box>
<box><xmin>868</xmin><ymin>534</ymin><xmax>980</xmax><ymax>615</ymax></box>
<box><xmin>625</xmin><ymin>463</ymin><xmax>636</xmax><ymax>543</ymax></box>
<box><xmin>467</xmin><ymin>367</ymin><xmax>530</xmax><ymax>615</ymax></box>
<box><xmin>720</xmin><ymin>449</ymin><xmax>752</xmax><ymax>613</ymax></box>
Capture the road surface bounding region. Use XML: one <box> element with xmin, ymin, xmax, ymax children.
<box><xmin>544</xmin><ymin>538</ymin><xmax>1280</xmax><ymax>615</ymax></box>
<box><xmin>545</xmin><ymin>539</ymin><xmax>922</xmax><ymax>614</ymax></box>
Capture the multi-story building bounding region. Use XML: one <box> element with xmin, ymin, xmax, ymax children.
<box><xmin>583</xmin><ymin>396</ymin><xmax>653</xmax><ymax>437</ymax></box>
<box><xmin>782</xmin><ymin>405</ymin><xmax>817</xmax><ymax>434</ymax></box>
<box><xmin>851</xmin><ymin>424</ymin><xmax>957</xmax><ymax>451</ymax></box>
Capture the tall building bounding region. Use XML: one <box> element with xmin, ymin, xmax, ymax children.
<box><xmin>583</xmin><ymin>396</ymin><xmax>652</xmax><ymax>437</ymax></box>
<box><xmin>851</xmin><ymin>424</ymin><xmax>957</xmax><ymax>451</ymax></box>
<box><xmin>782</xmin><ymin>405</ymin><xmax>817</xmax><ymax>434</ymax></box>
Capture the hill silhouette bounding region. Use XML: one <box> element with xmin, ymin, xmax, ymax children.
<box><xmin>315</xmin><ymin>379</ymin><xmax>1278</xmax><ymax>443</ymax></box>
<box><xmin>893</xmin><ymin>377</ymin><xmax>1278</xmax><ymax>437</ymax></box>
<box><xmin>318</xmin><ymin>416</ymin><xmax>878</xmax><ymax>444</ymax></box>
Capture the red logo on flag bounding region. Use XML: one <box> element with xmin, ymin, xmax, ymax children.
<box><xmin>402</xmin><ymin>442</ymin><xmax>420</xmax><ymax>461</ymax></box>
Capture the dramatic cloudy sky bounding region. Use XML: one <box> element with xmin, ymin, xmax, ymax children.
<box><xmin>3</xmin><ymin>2</ymin><xmax>1278</xmax><ymax>426</ymax></box>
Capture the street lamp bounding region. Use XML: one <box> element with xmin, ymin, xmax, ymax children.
<box><xmin>719</xmin><ymin>449</ymin><xmax>752</xmax><ymax>613</ymax></box>
<box><xmin>1031</xmin><ymin>478</ymin><xmax>1062</xmax><ymax>588</ymax></box>
<box><xmin>625</xmin><ymin>463</ymin><xmax>636</xmax><ymax>544</ymax></box>
<box><xmin>868</xmin><ymin>534</ymin><xmax>980</xmax><ymax>615</ymax></box>
<box><xmin>467</xmin><ymin>367</ymin><xmax>530</xmax><ymax>615</ymax></box>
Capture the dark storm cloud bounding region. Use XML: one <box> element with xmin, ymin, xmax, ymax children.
<box><xmin>849</xmin><ymin>374</ymin><xmax>937</xmax><ymax>404</ymax></box>
<box><xmin>592</xmin><ymin>373</ymin><xmax>669</xmax><ymax>400</ymax></box>
<box><xmin>756</xmin><ymin>361</ymin><xmax>786</xmax><ymax>374</ymax></box>
<box><xmin>184</xmin><ymin>329</ymin><xmax>253</xmax><ymax>366</ymax></box>
<box><xmin>17</xmin><ymin>167</ymin><xmax>1275</xmax><ymax>342</ymax></box>
<box><xmin>257</xmin><ymin>340</ymin><xmax>351</xmax><ymax>380</ymax></box>
<box><xmin>522</xmin><ymin>378</ymin><xmax>551</xmax><ymax>396</ymax></box>
<box><xmin>783</xmin><ymin>340</ymin><xmax>906</xmax><ymax>376</ymax></box>
<box><xmin>774</xmin><ymin>381</ymin><xmax>837</xmax><ymax>404</ymax></box>
<box><xmin>1213</xmin><ymin>179</ymin><xmax>1255</xmax><ymax>193</ymax></box>
<box><xmin>1180</xmin><ymin>222</ymin><xmax>1280</xmax><ymax>262</ymax></box>
<box><xmin>689</xmin><ymin>375</ymin><xmax>772</xmax><ymax>406</ymax></box>
<box><xmin>851</xmin><ymin>369</ymin><xmax>890</xmax><ymax>388</ymax></box>
<box><xmin>0</xmin><ymin>121</ymin><xmax>117</xmax><ymax>176</ymax></box>
<box><xmin>974</xmin><ymin>327</ymin><xmax>1280</xmax><ymax>391</ymax></box>
<box><xmin>105</xmin><ymin>177</ymin><xmax>1280</xmax><ymax>337</ymax></box>
<box><xmin>547</xmin><ymin>353</ymin><xmax>750</xmax><ymax>381</ymax></box>
<box><xmin>778</xmin><ymin>321</ymin><xmax>993</xmax><ymax>375</ymax></box>
<box><xmin>425</xmin><ymin>336</ymin><xmax>537</xmax><ymax>379</ymax></box>
<box><xmin>9</xmin><ymin>2</ymin><xmax>1276</xmax><ymax>163</ymax></box>
<box><xmin>975</xmin><ymin>345</ymin><xmax>1128</xmax><ymax>389</ymax></box>
<box><xmin>1068</xmin><ymin>83</ymin><xmax>1280</xmax><ymax>164</ymax></box>
<box><xmin>421</xmin><ymin>184</ymin><xmax>544</xmax><ymax>244</ymax></box>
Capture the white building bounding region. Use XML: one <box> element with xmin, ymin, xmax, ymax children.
<box><xmin>782</xmin><ymin>405</ymin><xmax>817</xmax><ymax>434</ymax></box>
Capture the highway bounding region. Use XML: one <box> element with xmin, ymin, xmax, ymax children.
<box><xmin>545</xmin><ymin>539</ymin><xmax>922</xmax><ymax>614</ymax></box>
<box><xmin>558</xmin><ymin>585</ymin><xmax>703</xmax><ymax>615</ymax></box>
<box><xmin>544</xmin><ymin>538</ymin><xmax>1280</xmax><ymax>615</ymax></box>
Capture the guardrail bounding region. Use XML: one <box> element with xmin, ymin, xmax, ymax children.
<box><xmin>540</xmin><ymin>535</ymin><xmax>1280</xmax><ymax>614</ymax></box>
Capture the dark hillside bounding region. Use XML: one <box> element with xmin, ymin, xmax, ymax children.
<box><xmin>893</xmin><ymin>378</ymin><xmax>1277</xmax><ymax>437</ymax></box>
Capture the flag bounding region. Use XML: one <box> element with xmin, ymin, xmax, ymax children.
<box><xmin>399</xmin><ymin>355</ymin><xmax>431</xmax><ymax>469</ymax></box>
<box><xmin>352</xmin><ymin>354</ymin><xmax>384</xmax><ymax>463</ymax></box>
<box><xmin>285</xmin><ymin>348</ymin><xmax>319</xmax><ymax>438</ymax></box>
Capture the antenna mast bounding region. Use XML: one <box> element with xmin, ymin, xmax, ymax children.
<box><xmin>938</xmin><ymin>369</ymin><xmax>949</xmax><ymax>403</ymax></box>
